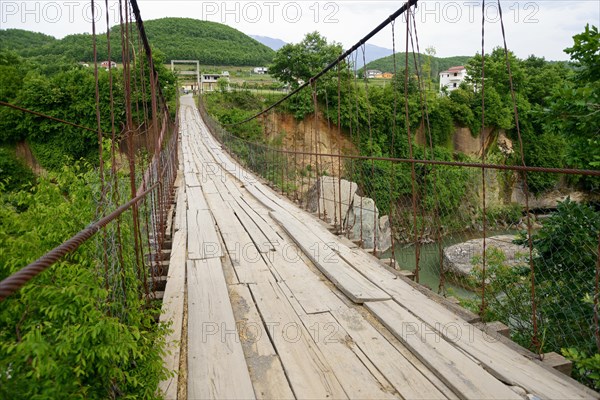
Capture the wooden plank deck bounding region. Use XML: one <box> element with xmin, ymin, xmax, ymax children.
<box><xmin>158</xmin><ymin>96</ymin><xmax>599</xmax><ymax>400</ymax></box>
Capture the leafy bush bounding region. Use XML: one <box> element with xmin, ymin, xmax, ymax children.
<box><xmin>426</xmin><ymin>96</ymin><xmax>455</xmax><ymax>146</ymax></box>
<box><xmin>0</xmin><ymin>165</ymin><xmax>169</xmax><ymax>398</ymax></box>
<box><xmin>461</xmin><ymin>199</ymin><xmax>600</xmax><ymax>390</ymax></box>
<box><xmin>511</xmin><ymin>132</ymin><xmax>567</xmax><ymax>194</ymax></box>
<box><xmin>562</xmin><ymin>348</ymin><xmax>600</xmax><ymax>390</ymax></box>
<box><xmin>0</xmin><ymin>147</ymin><xmax>35</xmax><ymax>191</ymax></box>
<box><xmin>483</xmin><ymin>203</ymin><xmax>522</xmax><ymax>227</ymax></box>
<box><xmin>462</xmin><ymin>247</ymin><xmax>532</xmax><ymax>341</ymax></box>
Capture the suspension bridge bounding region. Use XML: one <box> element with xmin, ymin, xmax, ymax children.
<box><xmin>1</xmin><ymin>0</ymin><xmax>599</xmax><ymax>398</ymax></box>
<box><xmin>157</xmin><ymin>95</ymin><xmax>596</xmax><ymax>399</ymax></box>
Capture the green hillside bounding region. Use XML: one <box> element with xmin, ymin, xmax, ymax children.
<box><xmin>0</xmin><ymin>29</ymin><xmax>56</xmax><ymax>53</ymax></box>
<box><xmin>0</xmin><ymin>18</ymin><xmax>274</xmax><ymax>66</ymax></box>
<box><xmin>141</xmin><ymin>18</ymin><xmax>273</xmax><ymax>65</ymax></box>
<box><xmin>362</xmin><ymin>53</ymin><xmax>472</xmax><ymax>81</ymax></box>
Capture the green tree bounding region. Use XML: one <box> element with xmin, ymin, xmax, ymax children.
<box><xmin>0</xmin><ymin>165</ymin><xmax>169</xmax><ymax>398</ymax></box>
<box><xmin>545</xmin><ymin>24</ymin><xmax>599</xmax><ymax>186</ymax></box>
<box><xmin>522</xmin><ymin>56</ymin><xmax>570</xmax><ymax>107</ymax></box>
<box><xmin>269</xmin><ymin>32</ymin><xmax>343</xmax><ymax>88</ymax></box>
<box><xmin>466</xmin><ymin>47</ymin><xmax>526</xmax><ymax>97</ymax></box>
<box><xmin>423</xmin><ymin>46</ymin><xmax>437</xmax><ymax>92</ymax></box>
<box><xmin>0</xmin><ymin>51</ymin><xmax>27</xmax><ymax>102</ymax></box>
<box><xmin>565</xmin><ymin>24</ymin><xmax>600</xmax><ymax>84</ymax></box>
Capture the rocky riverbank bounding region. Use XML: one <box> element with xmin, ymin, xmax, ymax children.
<box><xmin>442</xmin><ymin>235</ymin><xmax>529</xmax><ymax>278</ymax></box>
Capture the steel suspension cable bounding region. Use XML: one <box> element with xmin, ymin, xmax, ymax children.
<box><xmin>389</xmin><ymin>21</ymin><xmax>399</xmax><ymax>268</ymax></box>
<box><xmin>225</xmin><ymin>0</ymin><xmax>419</xmax><ymax>127</ymax></box>
<box><xmin>0</xmin><ymin>101</ymin><xmax>97</xmax><ymax>132</ymax></box>
<box><xmin>409</xmin><ymin>11</ymin><xmax>445</xmax><ymax>294</ymax></box>
<box><xmin>361</xmin><ymin>46</ymin><xmax>378</xmax><ymax>255</ymax></box>
<box><xmin>408</xmin><ymin>11</ymin><xmax>430</xmax><ymax>271</ymax></box>
<box><xmin>105</xmin><ymin>0</ymin><xmax>128</xmax><ymax>308</ymax></box>
<box><xmin>497</xmin><ymin>0</ymin><xmax>540</xmax><ymax>354</ymax></box>
<box><xmin>337</xmin><ymin>63</ymin><xmax>344</xmax><ymax>233</ymax></box>
<box><xmin>90</xmin><ymin>0</ymin><xmax>111</xmax><ymax>299</ymax></box>
<box><xmin>404</xmin><ymin>5</ymin><xmax>421</xmax><ymax>282</ymax></box>
<box><xmin>480</xmin><ymin>0</ymin><xmax>488</xmax><ymax>318</ymax></box>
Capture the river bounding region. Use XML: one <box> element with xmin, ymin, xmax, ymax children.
<box><xmin>383</xmin><ymin>229</ymin><xmax>517</xmax><ymax>299</ymax></box>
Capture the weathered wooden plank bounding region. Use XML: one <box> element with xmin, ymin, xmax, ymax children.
<box><xmin>337</xmin><ymin>246</ymin><xmax>595</xmax><ymax>399</ymax></box>
<box><xmin>331</xmin><ymin>307</ymin><xmax>449</xmax><ymax>399</ymax></box>
<box><xmin>158</xmin><ymin>229</ymin><xmax>186</xmax><ymax>400</ymax></box>
<box><xmin>232</xmin><ymin>195</ymin><xmax>283</xmax><ymax>247</ymax></box>
<box><xmin>201</xmin><ymin>179</ymin><xmax>219</xmax><ymax>195</ymax></box>
<box><xmin>208</xmin><ymin>173</ymin><xmax>237</xmax><ymax>203</ymax></box>
<box><xmin>229</xmin><ymin>284</ymin><xmax>295</xmax><ymax>400</ymax></box>
<box><xmin>264</xmin><ymin>241</ymin><xmax>343</xmax><ymax>314</ymax></box>
<box><xmin>244</xmin><ymin>184</ymin><xmax>278</xmax><ymax>212</ymax></box>
<box><xmin>270</xmin><ymin>211</ymin><xmax>390</xmax><ymax>304</ymax></box>
<box><xmin>186</xmin><ymin>208</ymin><xmax>222</xmax><ymax>260</ymax></box>
<box><xmin>365</xmin><ymin>300</ymin><xmax>522</xmax><ymax>400</ymax></box>
<box><xmin>300</xmin><ymin>312</ymin><xmax>398</xmax><ymax>399</ymax></box>
<box><xmin>174</xmin><ymin>184</ymin><xmax>187</xmax><ymax>233</ymax></box>
<box><xmin>229</xmin><ymin>200</ymin><xmax>274</xmax><ymax>253</ymax></box>
<box><xmin>187</xmin><ymin>259</ymin><xmax>256</xmax><ymax>399</ymax></box>
<box><xmin>205</xmin><ymin>196</ymin><xmax>240</xmax><ymax>234</ymax></box>
<box><xmin>186</xmin><ymin>185</ymin><xmax>209</xmax><ymax>211</ymax></box>
<box><xmin>222</xmin><ymin>176</ymin><xmax>244</xmax><ymax>199</ymax></box>
<box><xmin>250</xmin><ymin>280</ymin><xmax>347</xmax><ymax>399</ymax></box>
<box><xmin>221</xmin><ymin>247</ymin><xmax>239</xmax><ymax>285</ymax></box>
<box><xmin>184</xmin><ymin>172</ymin><xmax>201</xmax><ymax>187</ymax></box>
<box><xmin>208</xmin><ymin>197</ymin><xmax>272</xmax><ymax>284</ymax></box>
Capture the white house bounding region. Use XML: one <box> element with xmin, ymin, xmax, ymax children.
<box><xmin>439</xmin><ymin>66</ymin><xmax>467</xmax><ymax>93</ymax></box>
<box><xmin>366</xmin><ymin>69</ymin><xmax>383</xmax><ymax>79</ymax></box>
<box><xmin>200</xmin><ymin>73</ymin><xmax>229</xmax><ymax>93</ymax></box>
<box><xmin>253</xmin><ymin>67</ymin><xmax>268</xmax><ymax>74</ymax></box>
<box><xmin>101</xmin><ymin>61</ymin><xmax>117</xmax><ymax>69</ymax></box>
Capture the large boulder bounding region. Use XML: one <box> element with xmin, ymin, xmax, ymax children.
<box><xmin>307</xmin><ymin>177</ymin><xmax>392</xmax><ymax>252</ymax></box>
<box><xmin>442</xmin><ymin>235</ymin><xmax>528</xmax><ymax>278</ymax></box>
<box><xmin>307</xmin><ymin>176</ymin><xmax>358</xmax><ymax>226</ymax></box>
<box><xmin>346</xmin><ymin>194</ymin><xmax>392</xmax><ymax>252</ymax></box>
<box><xmin>511</xmin><ymin>187</ymin><xmax>589</xmax><ymax>210</ymax></box>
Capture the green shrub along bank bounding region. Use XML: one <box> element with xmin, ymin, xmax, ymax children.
<box><xmin>202</xmin><ymin>88</ymin><xmax>284</xmax><ymax>141</ymax></box>
<box><xmin>0</xmin><ymin>164</ymin><xmax>170</xmax><ymax>398</ymax></box>
<box><xmin>461</xmin><ymin>200</ymin><xmax>600</xmax><ymax>390</ymax></box>
<box><xmin>0</xmin><ymin>48</ymin><xmax>177</xmax><ymax>175</ymax></box>
<box><xmin>0</xmin><ymin>147</ymin><xmax>35</xmax><ymax>191</ymax></box>
<box><xmin>0</xmin><ymin>32</ymin><xmax>178</xmax><ymax>397</ymax></box>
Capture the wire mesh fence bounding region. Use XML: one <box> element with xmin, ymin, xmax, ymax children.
<box><xmin>199</xmin><ymin>95</ymin><xmax>600</xmax><ymax>365</ymax></box>
<box><xmin>0</xmin><ymin>0</ymin><xmax>179</xmax><ymax>306</ymax></box>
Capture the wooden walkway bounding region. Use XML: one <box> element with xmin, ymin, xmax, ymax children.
<box><xmin>159</xmin><ymin>95</ymin><xmax>598</xmax><ymax>400</ymax></box>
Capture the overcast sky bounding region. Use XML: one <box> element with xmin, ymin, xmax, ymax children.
<box><xmin>1</xmin><ymin>1</ymin><xmax>598</xmax><ymax>60</ymax></box>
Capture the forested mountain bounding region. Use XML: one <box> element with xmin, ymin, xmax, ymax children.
<box><xmin>142</xmin><ymin>18</ymin><xmax>274</xmax><ymax>65</ymax></box>
<box><xmin>0</xmin><ymin>18</ymin><xmax>274</xmax><ymax>66</ymax></box>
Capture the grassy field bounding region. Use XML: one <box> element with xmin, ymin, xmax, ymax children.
<box><xmin>169</xmin><ymin>63</ymin><xmax>281</xmax><ymax>88</ymax></box>
<box><xmin>171</xmin><ymin>64</ymin><xmax>405</xmax><ymax>91</ymax></box>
